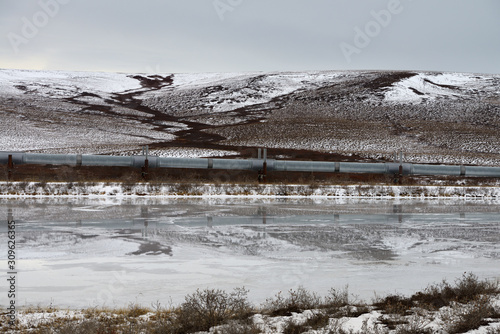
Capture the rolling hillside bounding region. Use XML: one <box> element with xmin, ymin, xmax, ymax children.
<box><xmin>1</xmin><ymin>69</ymin><xmax>499</xmax><ymax>165</ymax></box>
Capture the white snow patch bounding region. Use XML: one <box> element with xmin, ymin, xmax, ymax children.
<box><xmin>384</xmin><ymin>72</ymin><xmax>483</xmax><ymax>102</ymax></box>
<box><xmin>0</xmin><ymin>69</ymin><xmax>142</xmax><ymax>98</ymax></box>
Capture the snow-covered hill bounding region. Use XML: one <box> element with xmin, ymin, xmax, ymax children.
<box><xmin>1</xmin><ymin>69</ymin><xmax>499</xmax><ymax>165</ymax></box>
<box><xmin>0</xmin><ymin>69</ymin><xmax>142</xmax><ymax>97</ymax></box>
<box><xmin>383</xmin><ymin>72</ymin><xmax>497</xmax><ymax>102</ymax></box>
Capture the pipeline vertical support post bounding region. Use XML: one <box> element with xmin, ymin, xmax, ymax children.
<box><xmin>7</xmin><ymin>154</ymin><xmax>13</xmax><ymax>181</ymax></box>
<box><xmin>392</xmin><ymin>151</ymin><xmax>404</xmax><ymax>184</ymax></box>
<box><xmin>142</xmin><ymin>159</ymin><xmax>149</xmax><ymax>181</ymax></box>
<box><xmin>398</xmin><ymin>164</ymin><xmax>403</xmax><ymax>185</ymax></box>
<box><xmin>142</xmin><ymin>145</ymin><xmax>149</xmax><ymax>181</ymax></box>
<box><xmin>460</xmin><ymin>165</ymin><xmax>466</xmax><ymax>176</ymax></box>
<box><xmin>258</xmin><ymin>148</ymin><xmax>267</xmax><ymax>182</ymax></box>
<box><xmin>257</xmin><ymin>148</ymin><xmax>267</xmax><ymax>182</ymax></box>
<box><xmin>258</xmin><ymin>161</ymin><xmax>267</xmax><ymax>182</ymax></box>
<box><xmin>264</xmin><ymin>148</ymin><xmax>268</xmax><ymax>181</ymax></box>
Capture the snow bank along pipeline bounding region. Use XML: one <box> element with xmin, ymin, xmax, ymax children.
<box><xmin>2</xmin><ymin>151</ymin><xmax>500</xmax><ymax>178</ymax></box>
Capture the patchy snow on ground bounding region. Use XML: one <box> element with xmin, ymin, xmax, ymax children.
<box><xmin>1</xmin><ymin>68</ymin><xmax>499</xmax><ymax>166</ymax></box>
<box><xmin>2</xmin><ymin>182</ymin><xmax>500</xmax><ymax>198</ymax></box>
<box><xmin>142</xmin><ymin>71</ymin><xmax>349</xmax><ymax>115</ymax></box>
<box><xmin>0</xmin><ymin>69</ymin><xmax>143</xmax><ymax>98</ymax></box>
<box><xmin>171</xmin><ymin>71</ymin><xmax>347</xmax><ymax>113</ymax></box>
<box><xmin>0</xmin><ymin>114</ymin><xmax>175</xmax><ymax>154</ymax></box>
<box><xmin>384</xmin><ymin>72</ymin><xmax>485</xmax><ymax>103</ymax></box>
<box><xmin>170</xmin><ymin>72</ymin><xmax>260</xmax><ymax>89</ymax></box>
<box><xmin>113</xmin><ymin>147</ymin><xmax>239</xmax><ymax>158</ymax></box>
<box><xmin>204</xmin><ymin>71</ymin><xmax>347</xmax><ymax>113</ymax></box>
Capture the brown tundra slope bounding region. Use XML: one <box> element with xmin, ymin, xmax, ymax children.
<box><xmin>0</xmin><ymin>69</ymin><xmax>499</xmax><ymax>165</ymax></box>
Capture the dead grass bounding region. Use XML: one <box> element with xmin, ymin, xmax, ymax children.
<box><xmin>411</xmin><ymin>272</ymin><xmax>499</xmax><ymax>310</ymax></box>
<box><xmin>443</xmin><ymin>295</ymin><xmax>500</xmax><ymax>334</ymax></box>
<box><xmin>174</xmin><ymin>287</ymin><xmax>253</xmax><ymax>333</ymax></box>
<box><xmin>4</xmin><ymin>163</ymin><xmax>500</xmax><ymax>189</ymax></box>
<box><xmin>2</xmin><ymin>274</ymin><xmax>499</xmax><ymax>334</ymax></box>
<box><xmin>375</xmin><ymin>273</ymin><xmax>499</xmax><ymax>316</ymax></box>
<box><xmin>262</xmin><ymin>286</ymin><xmax>322</xmax><ymax>316</ymax></box>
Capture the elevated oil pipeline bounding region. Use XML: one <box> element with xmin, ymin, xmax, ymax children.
<box><xmin>1</xmin><ymin>150</ymin><xmax>499</xmax><ymax>178</ymax></box>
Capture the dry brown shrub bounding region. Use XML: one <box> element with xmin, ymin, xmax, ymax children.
<box><xmin>262</xmin><ymin>287</ymin><xmax>322</xmax><ymax>316</ymax></box>
<box><xmin>175</xmin><ymin>287</ymin><xmax>253</xmax><ymax>333</ymax></box>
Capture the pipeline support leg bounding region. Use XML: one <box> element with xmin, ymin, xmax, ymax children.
<box><xmin>7</xmin><ymin>155</ymin><xmax>13</xmax><ymax>181</ymax></box>
<box><xmin>142</xmin><ymin>159</ymin><xmax>149</xmax><ymax>181</ymax></box>
<box><xmin>258</xmin><ymin>161</ymin><xmax>267</xmax><ymax>182</ymax></box>
<box><xmin>262</xmin><ymin>161</ymin><xmax>267</xmax><ymax>182</ymax></box>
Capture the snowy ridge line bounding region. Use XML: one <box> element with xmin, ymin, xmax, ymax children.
<box><xmin>1</xmin><ymin>182</ymin><xmax>500</xmax><ymax>198</ymax></box>
<box><xmin>0</xmin><ymin>69</ymin><xmax>143</xmax><ymax>97</ymax></box>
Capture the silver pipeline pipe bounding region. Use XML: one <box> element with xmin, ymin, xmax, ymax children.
<box><xmin>1</xmin><ymin>152</ymin><xmax>500</xmax><ymax>177</ymax></box>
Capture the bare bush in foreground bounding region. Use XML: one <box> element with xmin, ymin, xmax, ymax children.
<box><xmin>262</xmin><ymin>286</ymin><xmax>322</xmax><ymax>316</ymax></box>
<box><xmin>176</xmin><ymin>287</ymin><xmax>253</xmax><ymax>333</ymax></box>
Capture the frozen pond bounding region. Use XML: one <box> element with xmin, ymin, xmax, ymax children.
<box><xmin>1</xmin><ymin>197</ymin><xmax>500</xmax><ymax>309</ymax></box>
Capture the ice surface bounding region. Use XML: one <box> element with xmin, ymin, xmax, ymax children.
<box><xmin>1</xmin><ymin>198</ymin><xmax>498</xmax><ymax>311</ymax></box>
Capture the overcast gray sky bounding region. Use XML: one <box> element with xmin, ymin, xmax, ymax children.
<box><xmin>1</xmin><ymin>0</ymin><xmax>499</xmax><ymax>74</ymax></box>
